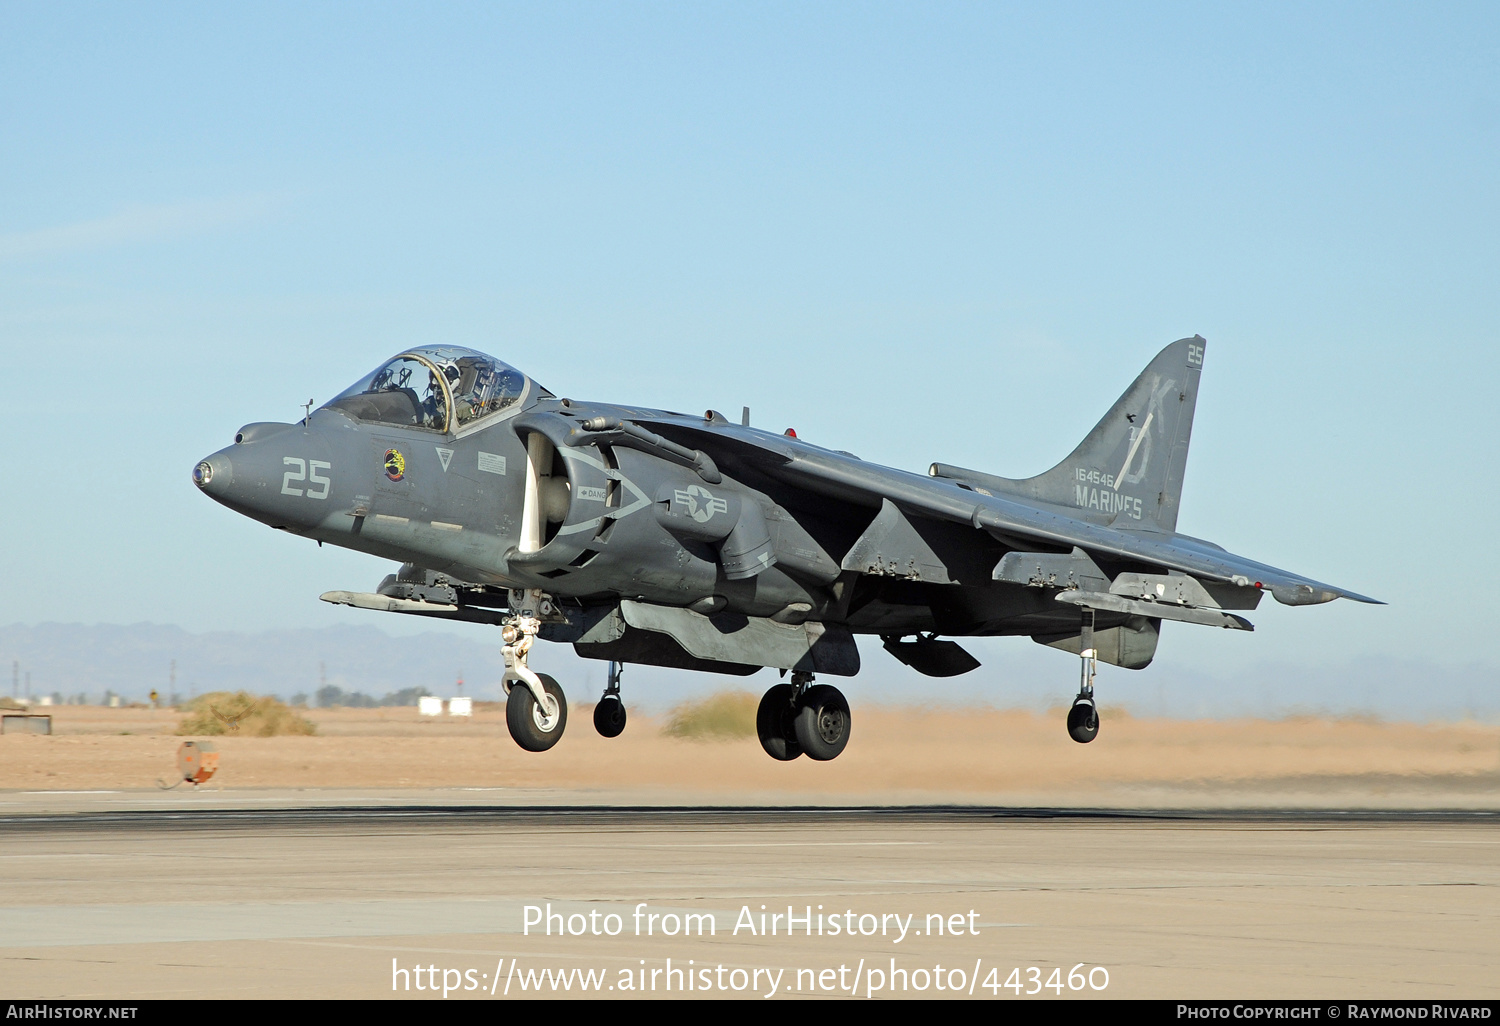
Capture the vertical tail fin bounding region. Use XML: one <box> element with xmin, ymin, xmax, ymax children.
<box><xmin>1033</xmin><ymin>335</ymin><xmax>1204</xmax><ymax>531</ymax></box>
<box><xmin>933</xmin><ymin>336</ymin><xmax>1205</xmax><ymax>532</ymax></box>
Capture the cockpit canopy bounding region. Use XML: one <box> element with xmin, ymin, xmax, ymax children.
<box><xmin>322</xmin><ymin>346</ymin><xmax>539</xmax><ymax>433</ymax></box>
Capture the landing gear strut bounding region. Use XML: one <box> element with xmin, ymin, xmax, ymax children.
<box><xmin>593</xmin><ymin>660</ymin><xmax>627</xmax><ymax>738</ymax></box>
<box><xmin>1068</xmin><ymin>608</ymin><xmax>1100</xmax><ymax>744</ymax></box>
<box><xmin>757</xmin><ymin>673</ymin><xmax>851</xmax><ymax>762</ymax></box>
<box><xmin>501</xmin><ymin>589</ymin><xmax>568</xmax><ymax>752</ymax></box>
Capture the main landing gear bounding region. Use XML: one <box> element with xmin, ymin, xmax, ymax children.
<box><xmin>757</xmin><ymin>673</ymin><xmax>851</xmax><ymax>762</ymax></box>
<box><xmin>501</xmin><ymin>589</ymin><xmax>569</xmax><ymax>752</ymax></box>
<box><xmin>1067</xmin><ymin>608</ymin><xmax>1100</xmax><ymax>744</ymax></box>
<box><xmin>593</xmin><ymin>660</ymin><xmax>627</xmax><ymax>738</ymax></box>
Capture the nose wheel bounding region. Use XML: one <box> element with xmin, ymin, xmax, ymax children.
<box><xmin>500</xmin><ymin>589</ymin><xmax>569</xmax><ymax>752</ymax></box>
<box><xmin>506</xmin><ymin>672</ymin><xmax>568</xmax><ymax>752</ymax></box>
<box><xmin>757</xmin><ymin>674</ymin><xmax>851</xmax><ymax>762</ymax></box>
<box><xmin>593</xmin><ymin>661</ymin><xmax>627</xmax><ymax>738</ymax></box>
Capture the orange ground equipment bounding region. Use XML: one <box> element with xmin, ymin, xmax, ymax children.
<box><xmin>176</xmin><ymin>741</ymin><xmax>219</xmax><ymax>785</ymax></box>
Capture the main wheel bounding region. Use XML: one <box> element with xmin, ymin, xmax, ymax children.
<box><xmin>593</xmin><ymin>694</ymin><xmax>627</xmax><ymax>738</ymax></box>
<box><xmin>793</xmin><ymin>684</ymin><xmax>851</xmax><ymax>761</ymax></box>
<box><xmin>1067</xmin><ymin>699</ymin><xmax>1099</xmax><ymax>744</ymax></box>
<box><xmin>756</xmin><ymin>683</ymin><xmax>802</xmax><ymax>761</ymax></box>
<box><xmin>506</xmin><ymin>673</ymin><xmax>568</xmax><ymax>752</ymax></box>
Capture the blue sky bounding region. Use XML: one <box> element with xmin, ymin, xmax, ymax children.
<box><xmin>2</xmin><ymin>3</ymin><xmax>1497</xmax><ymax>710</ymax></box>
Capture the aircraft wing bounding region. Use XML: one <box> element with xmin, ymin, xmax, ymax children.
<box><xmin>643</xmin><ymin>415</ymin><xmax>1382</xmax><ymax>607</ymax></box>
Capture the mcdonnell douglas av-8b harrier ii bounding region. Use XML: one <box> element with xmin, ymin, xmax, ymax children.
<box><xmin>194</xmin><ymin>337</ymin><xmax>1378</xmax><ymax>761</ymax></box>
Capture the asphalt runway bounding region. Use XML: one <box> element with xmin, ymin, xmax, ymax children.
<box><xmin>2</xmin><ymin>805</ymin><xmax>1496</xmax><ymax>1000</ymax></box>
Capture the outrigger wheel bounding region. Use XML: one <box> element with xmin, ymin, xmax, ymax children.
<box><xmin>1067</xmin><ymin>698</ymin><xmax>1099</xmax><ymax>744</ymax></box>
<box><xmin>593</xmin><ymin>660</ymin><xmax>627</xmax><ymax>738</ymax></box>
<box><xmin>506</xmin><ymin>672</ymin><xmax>568</xmax><ymax>752</ymax></box>
<box><xmin>1068</xmin><ymin>607</ymin><xmax>1101</xmax><ymax>744</ymax></box>
<box><xmin>593</xmin><ymin>696</ymin><xmax>627</xmax><ymax>738</ymax></box>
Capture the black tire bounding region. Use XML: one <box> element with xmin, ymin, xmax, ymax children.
<box><xmin>793</xmin><ymin>684</ymin><xmax>851</xmax><ymax>762</ymax></box>
<box><xmin>506</xmin><ymin>673</ymin><xmax>568</xmax><ymax>752</ymax></box>
<box><xmin>756</xmin><ymin>683</ymin><xmax>803</xmax><ymax>761</ymax></box>
<box><xmin>593</xmin><ymin>695</ymin><xmax>627</xmax><ymax>738</ymax></box>
<box><xmin>1067</xmin><ymin>699</ymin><xmax>1099</xmax><ymax>744</ymax></box>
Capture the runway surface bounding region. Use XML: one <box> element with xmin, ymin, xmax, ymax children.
<box><xmin>2</xmin><ymin>802</ymin><xmax>1496</xmax><ymax>999</ymax></box>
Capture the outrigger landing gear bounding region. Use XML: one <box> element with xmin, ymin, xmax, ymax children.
<box><xmin>756</xmin><ymin>672</ymin><xmax>852</xmax><ymax>762</ymax></box>
<box><xmin>593</xmin><ymin>660</ymin><xmax>627</xmax><ymax>738</ymax></box>
<box><xmin>1067</xmin><ymin>607</ymin><xmax>1101</xmax><ymax>744</ymax></box>
<box><xmin>501</xmin><ymin>589</ymin><xmax>568</xmax><ymax>752</ymax></box>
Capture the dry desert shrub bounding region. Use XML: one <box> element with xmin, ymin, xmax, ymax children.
<box><xmin>661</xmin><ymin>691</ymin><xmax>758</xmax><ymax>741</ymax></box>
<box><xmin>177</xmin><ymin>691</ymin><xmax>317</xmax><ymax>737</ymax></box>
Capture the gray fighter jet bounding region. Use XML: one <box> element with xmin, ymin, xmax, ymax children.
<box><xmin>194</xmin><ymin>337</ymin><xmax>1378</xmax><ymax>760</ymax></box>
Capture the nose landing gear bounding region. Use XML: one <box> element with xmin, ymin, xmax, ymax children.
<box><xmin>757</xmin><ymin>673</ymin><xmax>851</xmax><ymax>762</ymax></box>
<box><xmin>501</xmin><ymin>589</ymin><xmax>569</xmax><ymax>752</ymax></box>
<box><xmin>593</xmin><ymin>660</ymin><xmax>627</xmax><ymax>738</ymax></box>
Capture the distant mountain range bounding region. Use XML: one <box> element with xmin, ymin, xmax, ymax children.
<box><xmin>0</xmin><ymin>622</ymin><xmax>507</xmax><ymax>707</ymax></box>
<box><xmin>1</xmin><ymin>622</ymin><xmax>1494</xmax><ymax>722</ymax></box>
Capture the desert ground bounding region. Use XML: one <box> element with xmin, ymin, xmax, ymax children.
<box><xmin>2</xmin><ymin>699</ymin><xmax>1495</xmax><ymax>807</ymax></box>
<box><xmin>4</xmin><ymin>700</ymin><xmax>1497</xmax><ymax>1000</ymax></box>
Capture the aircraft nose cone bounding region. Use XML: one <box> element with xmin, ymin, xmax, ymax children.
<box><xmin>192</xmin><ymin>453</ymin><xmax>233</xmax><ymax>495</ymax></box>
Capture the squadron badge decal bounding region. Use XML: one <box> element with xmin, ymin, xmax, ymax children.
<box><xmin>384</xmin><ymin>448</ymin><xmax>406</xmax><ymax>482</ymax></box>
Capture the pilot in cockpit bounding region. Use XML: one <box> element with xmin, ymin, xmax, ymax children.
<box><xmin>438</xmin><ymin>361</ymin><xmax>475</xmax><ymax>422</ymax></box>
<box><xmin>438</xmin><ymin>357</ymin><xmax>492</xmax><ymax>425</ymax></box>
<box><xmin>322</xmin><ymin>347</ymin><xmax>529</xmax><ymax>433</ymax></box>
